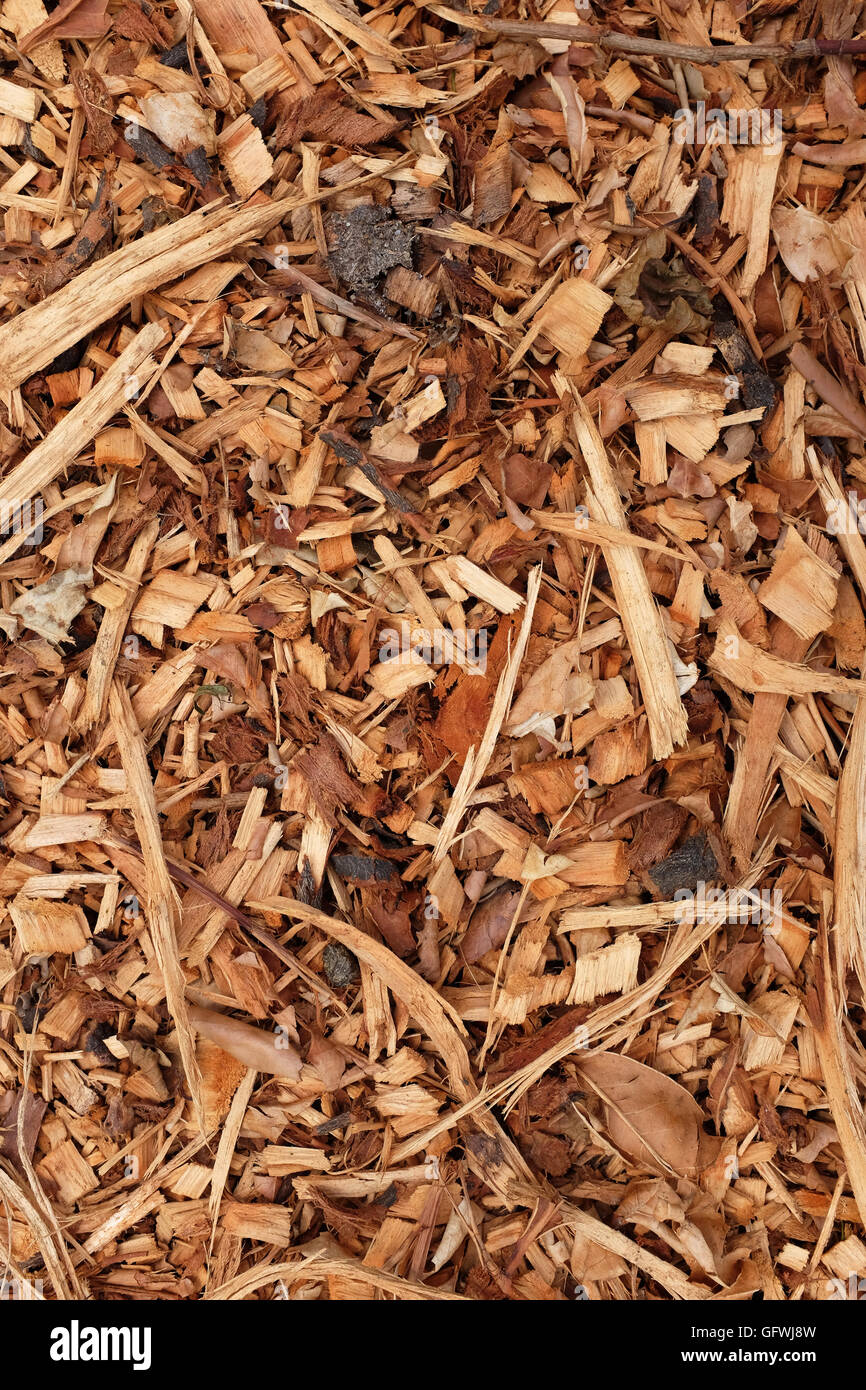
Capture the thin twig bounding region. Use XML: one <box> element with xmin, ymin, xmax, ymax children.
<box><xmin>425</xmin><ymin>6</ymin><xmax>866</xmax><ymax>63</ymax></box>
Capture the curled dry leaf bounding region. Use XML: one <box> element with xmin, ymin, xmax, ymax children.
<box><xmin>306</xmin><ymin>1029</ymin><xmax>346</xmax><ymax>1092</ymax></box>
<box><xmin>461</xmin><ymin>887</ymin><xmax>522</xmax><ymax>964</ymax></box>
<box><xmin>503</xmin><ymin>452</ymin><xmax>552</xmax><ymax>508</ymax></box>
<box><xmin>547</xmin><ymin>54</ymin><xmax>589</xmax><ymax>183</ymax></box>
<box><xmin>506</xmin><ymin>640</ymin><xmax>594</xmax><ymax>737</ymax></box>
<box><xmin>771</xmin><ymin>206</ymin><xmax>845</xmax><ymax>283</ymax></box>
<box><xmin>616</xmin><ymin>1178</ymin><xmax>728</xmax><ymax>1281</ymax></box>
<box><xmin>0</xmin><ymin>1088</ymin><xmax>48</xmax><ymax>1167</ymax></box>
<box><xmin>576</xmin><ymin>1052</ymin><xmax>705</xmax><ymax>1177</ymax></box>
<box><xmin>570</xmin><ymin>1228</ymin><xmax>628</xmax><ymax>1284</ymax></box>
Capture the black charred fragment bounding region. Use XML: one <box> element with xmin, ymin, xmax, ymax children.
<box><xmin>84</xmin><ymin>1022</ymin><xmax>115</xmax><ymax>1066</ymax></box>
<box><xmin>360</xmin><ymin>461</ymin><xmax>418</xmax><ymax>514</ymax></box>
<box><xmin>249</xmin><ymin>97</ymin><xmax>267</xmax><ymax>130</ymax></box>
<box><xmin>320</xmin><ymin>431</ymin><xmax>361</xmax><ymax>468</ymax></box>
<box><xmin>160</xmin><ymin>39</ymin><xmax>191</xmax><ymax>70</ymax></box>
<box><xmin>352</xmin><ymin>411</ymin><xmax>384</xmax><ymax>440</ymax></box>
<box><xmin>325</xmin><ymin>204</ymin><xmax>415</xmax><ymax>313</ymax></box>
<box><xmin>320</xmin><ymin>430</ymin><xmax>418</xmax><ymax>516</ymax></box>
<box><xmin>14</xmin><ymin>986</ymin><xmax>43</xmax><ymax>1033</ymax></box>
<box><xmin>21</xmin><ymin>125</ymin><xmax>46</xmax><ymax>165</ymax></box>
<box><xmin>331</xmin><ymin>853</ymin><xmax>398</xmax><ymax>883</ymax></box>
<box><xmin>124</xmin><ymin>125</ymin><xmax>174</xmax><ymax>170</ymax></box>
<box><xmin>322</xmin><ymin>942</ymin><xmax>360</xmax><ymax>988</ymax></box>
<box><xmin>713</xmin><ymin>314</ymin><xmax>777</xmax><ymax>416</ymax></box>
<box><xmin>183</xmin><ymin>145</ymin><xmax>212</xmax><ymax>186</ymax></box>
<box><xmin>649</xmin><ymin>832</ymin><xmax>719</xmax><ymax>898</ymax></box>
<box><xmin>375</xmin><ymin>1182</ymin><xmax>399</xmax><ymax>1210</ymax></box>
<box><xmin>314</xmin><ymin>1109</ymin><xmax>352</xmax><ymax>1136</ymax></box>
<box><xmin>47</xmin><ymin>339</ymin><xmax>89</xmax><ymax>375</ymax></box>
